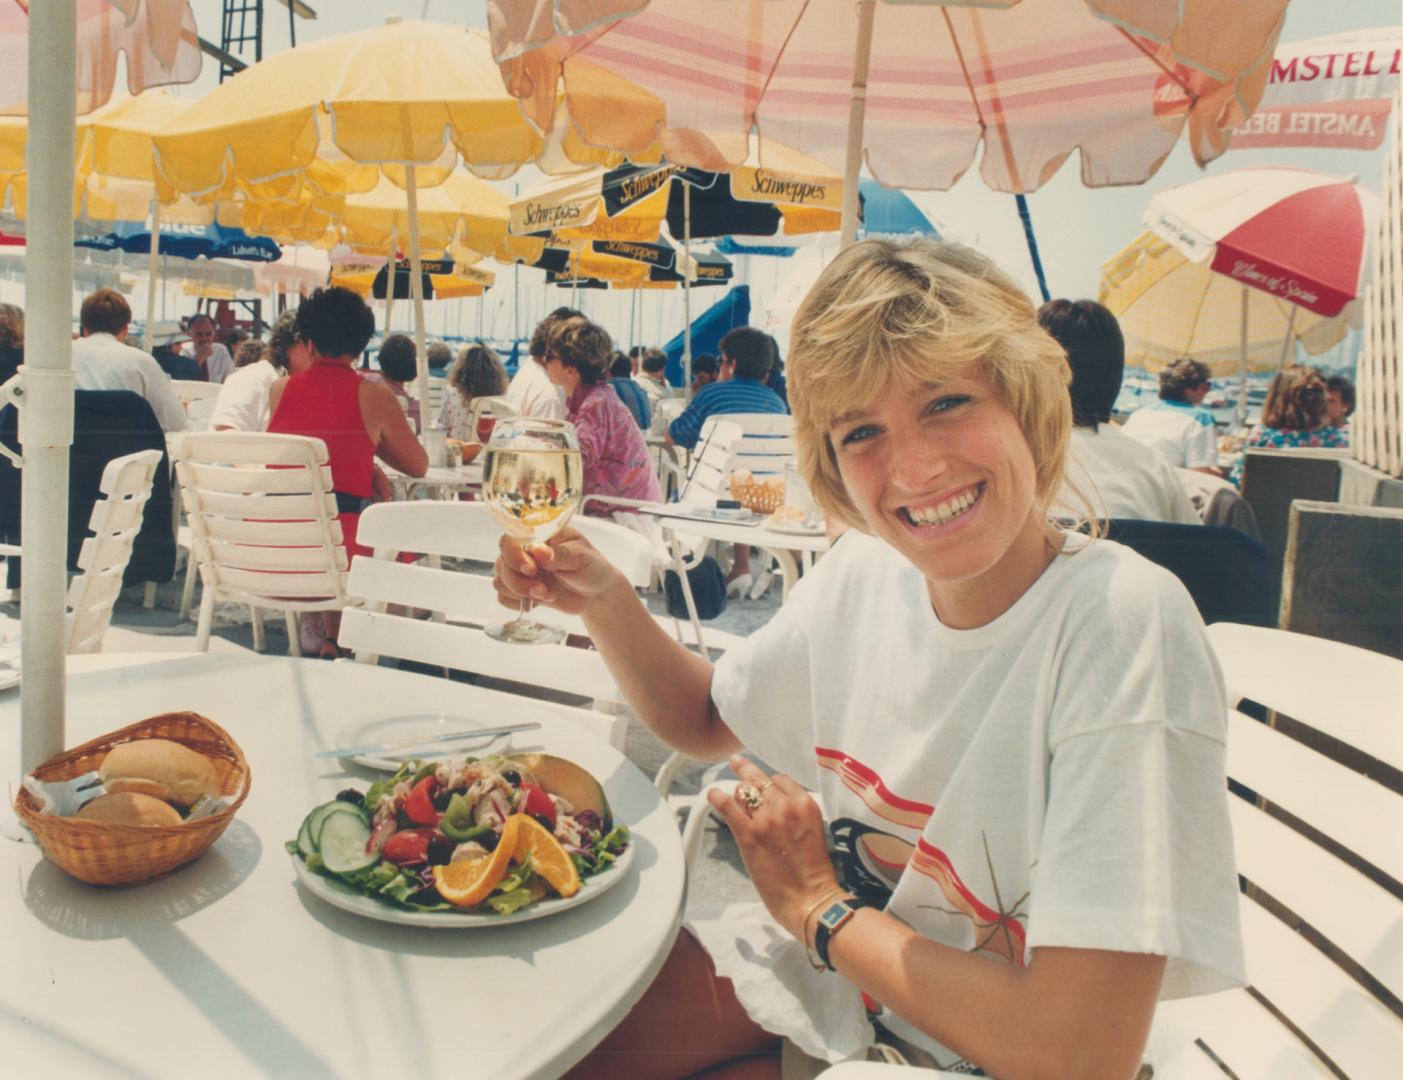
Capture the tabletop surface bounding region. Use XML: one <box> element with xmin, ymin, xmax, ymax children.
<box><xmin>3</xmin><ymin>653</ymin><xmax>685</xmax><ymax>1080</ymax></box>
<box><xmin>648</xmin><ymin>506</ymin><xmax>832</xmax><ymax>552</ymax></box>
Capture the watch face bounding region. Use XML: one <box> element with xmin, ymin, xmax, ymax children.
<box><xmin>818</xmin><ymin>900</ymin><xmax>851</xmax><ymax>930</ymax></box>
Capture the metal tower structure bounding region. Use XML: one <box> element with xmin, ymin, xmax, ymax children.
<box><xmin>205</xmin><ymin>1</ymin><xmax>317</xmax><ymax>82</ymax></box>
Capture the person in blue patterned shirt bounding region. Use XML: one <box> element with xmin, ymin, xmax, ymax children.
<box><xmin>667</xmin><ymin>327</ymin><xmax>788</xmax><ymax>450</ymax></box>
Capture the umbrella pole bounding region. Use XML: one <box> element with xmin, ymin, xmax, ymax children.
<box><xmin>683</xmin><ymin>183</ymin><xmax>692</xmax><ymax>392</ymax></box>
<box><xmin>141</xmin><ymin>199</ymin><xmax>162</xmax><ymax>349</ymax></box>
<box><xmin>404</xmin><ymin>166</ymin><xmax>430</xmax><ymax>443</ymax></box>
<box><xmin>384</xmin><ymin>227</ymin><xmax>397</xmax><ymax>335</ymax></box>
<box><xmin>1279</xmin><ymin>304</ymin><xmax>1298</xmax><ymax>368</ymax></box>
<box><xmin>839</xmin><ymin>0</ymin><xmax>876</xmax><ymax>249</ymax></box>
<box><xmin>1015</xmin><ymin>195</ymin><xmax>1051</xmax><ymax>304</ymax></box>
<box><xmin>1236</xmin><ymin>285</ymin><xmax>1250</xmax><ymax>431</ymax></box>
<box><xmin>19</xmin><ymin>0</ymin><xmax>76</xmax><ymax>771</ymax></box>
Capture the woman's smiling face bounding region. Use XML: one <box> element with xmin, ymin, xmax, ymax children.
<box><xmin>829</xmin><ymin>368</ymin><xmax>1056</xmax><ymax>627</ymax></box>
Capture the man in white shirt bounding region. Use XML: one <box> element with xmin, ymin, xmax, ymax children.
<box><xmin>1122</xmin><ymin>358</ymin><xmax>1221</xmax><ymax>474</ymax></box>
<box><xmin>633</xmin><ymin>348</ymin><xmax>673</xmax><ymax>407</ymax></box>
<box><xmin>1039</xmin><ymin>299</ymin><xmax>1199</xmax><ymax>524</ymax></box>
<box><xmin>180</xmin><ymin>313</ymin><xmax>234</xmax><ymax>384</ymax></box>
<box><xmin>209</xmin><ymin>309</ymin><xmax>310</xmax><ymax>431</ymax></box>
<box><xmin>504</xmin><ymin>307</ymin><xmax>576</xmax><ymax>421</ymax></box>
<box><xmin>71</xmin><ymin>288</ymin><xmax>187</xmax><ymax>433</ymax></box>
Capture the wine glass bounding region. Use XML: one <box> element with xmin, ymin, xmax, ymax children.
<box><xmin>481</xmin><ymin>417</ymin><xmax>583</xmax><ymax>644</ymax></box>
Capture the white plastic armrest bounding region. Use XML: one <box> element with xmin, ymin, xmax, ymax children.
<box><xmin>680</xmin><ymin>780</ymin><xmax>737</xmax><ymax>872</ymax></box>
<box><xmin>580</xmin><ymin>493</ymin><xmax>663</xmax><ymax>514</ymax></box>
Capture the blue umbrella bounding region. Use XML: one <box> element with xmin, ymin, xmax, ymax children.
<box><xmin>74</xmin><ymin>221</ymin><xmax>281</xmax><ymax>262</ymax></box>
<box><xmin>857</xmin><ymin>180</ymin><xmax>938</xmax><ymax>238</ymax></box>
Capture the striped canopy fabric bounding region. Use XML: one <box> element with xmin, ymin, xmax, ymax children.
<box><xmin>489</xmin><ymin>0</ymin><xmax>1290</xmax><ymax>193</ymax></box>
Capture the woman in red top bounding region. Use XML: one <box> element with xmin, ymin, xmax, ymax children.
<box><xmin>268</xmin><ymin>287</ymin><xmax>427</xmax><ymax>657</ymax></box>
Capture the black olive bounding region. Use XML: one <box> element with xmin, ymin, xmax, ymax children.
<box><xmin>531</xmin><ymin>813</ymin><xmax>554</xmax><ymax>832</ymax></box>
<box><xmin>335</xmin><ymin>788</ymin><xmax>364</xmax><ymax>805</ymax></box>
<box><xmin>427</xmin><ymin>835</ymin><xmax>455</xmax><ymax>865</ymax></box>
<box><xmin>501</xmin><ymin>768</ymin><xmax>521</xmax><ymax>785</ymax></box>
<box><xmin>432</xmin><ymin>787</ymin><xmax>452</xmax><ymax>811</ymax></box>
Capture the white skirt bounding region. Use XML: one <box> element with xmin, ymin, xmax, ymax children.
<box><xmin>685</xmin><ymin>900</ymin><xmax>876</xmax><ymax>1066</ymax></box>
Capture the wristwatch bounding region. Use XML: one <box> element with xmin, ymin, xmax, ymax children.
<box><xmin>814</xmin><ymin>895</ymin><xmax>875</xmax><ymax>970</ymax></box>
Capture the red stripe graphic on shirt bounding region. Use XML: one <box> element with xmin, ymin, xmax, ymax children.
<box><xmin>910</xmin><ymin>839</ymin><xmax>1027</xmax><ymax>966</ymax></box>
<box><xmin>814</xmin><ymin>747</ymin><xmax>933</xmax><ymax>830</ymax></box>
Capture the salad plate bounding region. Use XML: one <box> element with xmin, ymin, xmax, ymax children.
<box><xmin>291</xmin><ymin>841</ymin><xmax>635</xmax><ymax>928</ymax></box>
<box><xmin>334</xmin><ymin>713</ymin><xmax>515</xmax><ymax>771</ymax></box>
<box><xmin>763</xmin><ymin>520</ymin><xmax>825</xmax><ymax>537</ymax></box>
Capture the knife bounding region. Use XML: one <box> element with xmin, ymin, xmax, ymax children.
<box><xmin>317</xmin><ymin>721</ymin><xmax>542</xmax><ymax>759</ymax></box>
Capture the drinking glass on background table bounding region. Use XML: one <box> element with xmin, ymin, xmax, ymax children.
<box><xmin>481</xmin><ymin>417</ymin><xmax>582</xmax><ymax>644</ymax></box>
<box><xmin>476</xmin><ymin>414</ymin><xmax>497</xmax><ymax>444</ymax></box>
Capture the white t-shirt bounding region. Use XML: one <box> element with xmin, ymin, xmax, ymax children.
<box><xmin>71</xmin><ymin>333</ymin><xmax>188</xmax><ymax>433</ymax></box>
<box><xmin>701</xmin><ymin>531</ymin><xmax>1245</xmax><ymax>1068</ymax></box>
<box><xmin>1123</xmin><ymin>400</ymin><xmax>1218</xmax><ymax>469</ymax></box>
<box><xmin>504</xmin><ymin>357</ymin><xmax>565</xmax><ymax>421</ymax></box>
<box><xmin>180</xmin><ymin>341</ymin><xmax>233</xmax><ymax>384</ymax></box>
<box><xmin>635</xmin><ymin>372</ymin><xmax>671</xmax><ymax>406</ymax></box>
<box><xmin>1062</xmin><ymin>424</ymin><xmax>1200</xmax><ymax>524</ymax></box>
<box><xmin>208</xmin><ymin>360</ymin><xmax>280</xmax><ymax>431</ymax></box>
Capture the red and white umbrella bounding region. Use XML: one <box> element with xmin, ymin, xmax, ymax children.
<box><xmin>1144</xmin><ymin>166</ymin><xmax>1383</xmax><ymax>318</ymax></box>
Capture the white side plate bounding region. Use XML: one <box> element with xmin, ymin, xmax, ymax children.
<box><xmin>334</xmin><ymin>713</ymin><xmax>515</xmax><ymax>771</ymax></box>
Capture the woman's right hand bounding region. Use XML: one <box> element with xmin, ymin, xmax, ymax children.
<box><xmin>493</xmin><ymin>527</ymin><xmax>620</xmax><ymax>616</ymax></box>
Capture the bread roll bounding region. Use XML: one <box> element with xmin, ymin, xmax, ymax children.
<box><xmin>75</xmin><ymin>792</ymin><xmax>183</xmax><ymax>827</ymax></box>
<box><xmin>99</xmin><ymin>738</ymin><xmax>220</xmax><ymax>807</ymax></box>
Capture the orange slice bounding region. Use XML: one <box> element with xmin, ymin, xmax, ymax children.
<box><xmin>513</xmin><ymin>813</ymin><xmax>581</xmax><ymax>898</ymax></box>
<box><xmin>435</xmin><ymin>815</ymin><xmax>521</xmax><ymax>908</ymax></box>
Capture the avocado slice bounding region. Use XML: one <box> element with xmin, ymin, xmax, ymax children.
<box><xmin>508</xmin><ymin>753</ymin><xmax>612</xmax><ymax>832</ymax></box>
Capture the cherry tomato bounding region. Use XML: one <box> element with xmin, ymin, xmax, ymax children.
<box><xmin>381</xmin><ymin>828</ymin><xmax>434</xmax><ymax>866</ymax></box>
<box><xmin>404</xmin><ymin>775</ymin><xmax>442</xmax><ymax>826</ymax></box>
<box><xmin>518</xmin><ymin>782</ymin><xmax>557</xmax><ymax>828</ymax></box>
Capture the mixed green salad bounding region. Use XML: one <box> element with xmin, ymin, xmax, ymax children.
<box><xmin>288</xmin><ymin>753</ymin><xmax>630</xmax><ymax>915</ymax></box>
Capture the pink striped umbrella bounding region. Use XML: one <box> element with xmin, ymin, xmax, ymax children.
<box><xmin>1143</xmin><ymin>167</ymin><xmax>1383</xmax><ymax>318</ymax></box>
<box><xmin>489</xmin><ymin>0</ymin><xmax>1291</xmax><ymax>241</ymax></box>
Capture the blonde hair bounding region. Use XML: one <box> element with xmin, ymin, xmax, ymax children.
<box><xmin>788</xmin><ymin>238</ymin><xmax>1075</xmax><ymax>532</ymax></box>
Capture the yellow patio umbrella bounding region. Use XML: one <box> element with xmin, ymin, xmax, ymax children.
<box><xmin>1100</xmin><ymin>230</ymin><xmax>1356</xmax><ymax>376</ymax></box>
<box><xmin>153</xmin><ymin>18</ymin><xmax>665</xmax><ymax>430</ymax></box>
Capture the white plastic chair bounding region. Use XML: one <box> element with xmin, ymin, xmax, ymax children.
<box><xmin>63</xmin><ymin>449</ymin><xmax>163</xmax><ymax>654</ymax></box>
<box><xmin>169</xmin><ymin>431</ymin><xmax>351</xmax><ymax>656</ymax></box>
<box><xmin>339</xmin><ymin>501</ymin><xmax>660</xmax><ymax>751</ymax></box>
<box><xmin>185</xmin><ymin>397</ymin><xmax>218</xmax><ymax>431</ymax></box>
<box><xmin>170</xmin><ymin>379</ymin><xmax>222</xmax><ymax>405</ymax></box>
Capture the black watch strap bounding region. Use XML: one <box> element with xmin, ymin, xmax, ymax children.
<box><xmin>814</xmin><ymin>895</ymin><xmax>875</xmax><ymax>969</ymax></box>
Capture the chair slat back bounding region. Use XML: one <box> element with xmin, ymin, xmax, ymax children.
<box><xmin>1163</xmin><ymin>624</ymin><xmax>1403</xmax><ymax>1077</ymax></box>
<box><xmin>64</xmin><ymin>448</ymin><xmax>162</xmax><ymax>654</ymax></box>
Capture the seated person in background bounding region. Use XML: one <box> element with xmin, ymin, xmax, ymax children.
<box><xmin>1038</xmin><ymin>299</ymin><xmax>1198</xmax><ymax>525</ymax></box>
<box><xmin>425</xmin><ymin>340</ymin><xmax>453</xmax><ymax>377</ymax></box>
<box><xmin>495</xmin><ymin>237</ymin><xmax>1243</xmax><ymax>1079</ymax></box>
<box><xmin>71</xmin><ymin>289</ymin><xmax>186</xmax><ymax>433</ymax></box>
<box><xmin>608</xmin><ymin>350</ymin><xmax>651</xmax><ymax>430</ymax></box>
<box><xmin>667</xmin><ymin>326</ymin><xmax>789</xmax><ymax>451</ymax></box>
<box><xmin>366</xmin><ymin>333</ymin><xmax>421</xmax><ymax>433</ymax></box>
<box><xmin>438</xmin><ymin>342</ymin><xmax>508</xmax><ymax>459</ymax></box>
<box><xmin>0</xmin><ymin>303</ymin><xmax>23</xmax><ymax>384</ymax></box>
<box><xmin>268</xmin><ymin>287</ymin><xmax>427</xmax><ymax>658</ymax></box>
<box><xmin>1122</xmin><ymin>357</ymin><xmax>1220</xmax><ymax>474</ymax></box>
<box><xmin>1323</xmin><ymin>373</ymin><xmax>1354</xmax><ymax>439</ymax></box>
<box><xmin>1229</xmin><ymin>365</ymin><xmax>1347</xmax><ymax>487</ymax></box>
<box><xmin>505</xmin><ymin>306</ymin><xmax>578</xmax><ymax>421</ymax></box>
<box><xmin>634</xmin><ymin>347</ymin><xmax>673</xmax><ymax>407</ymax></box>
<box><xmin>690</xmin><ymin>352</ymin><xmax>720</xmax><ymax>395</ymax></box>
<box><xmin>148</xmin><ymin>321</ymin><xmax>202</xmax><ymax>380</ymax></box>
<box><xmin>180</xmin><ymin>313</ymin><xmax>233</xmax><ymax>384</ymax></box>
<box><xmin>210</xmin><ymin>311</ymin><xmax>309</xmax><ymax>432</ymax></box>
<box><xmin>544</xmin><ymin>316</ymin><xmax>661</xmax><ymax>515</ymax></box>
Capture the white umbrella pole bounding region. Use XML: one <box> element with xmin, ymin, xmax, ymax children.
<box><xmin>404</xmin><ymin>166</ymin><xmax>430</xmax><ymax>444</ymax></box>
<box><xmin>839</xmin><ymin>0</ymin><xmax>876</xmax><ymax>249</ymax></box>
<box><xmin>20</xmin><ymin>1</ymin><xmax>77</xmax><ymax>771</ymax></box>
<box><xmin>1278</xmin><ymin>304</ymin><xmax>1298</xmax><ymax>368</ymax></box>
<box><xmin>683</xmin><ymin>182</ymin><xmax>692</xmax><ymax>392</ymax></box>
<box><xmin>1236</xmin><ymin>285</ymin><xmax>1250</xmax><ymax>431</ymax></box>
<box><xmin>141</xmin><ymin>199</ymin><xmax>162</xmax><ymax>349</ymax></box>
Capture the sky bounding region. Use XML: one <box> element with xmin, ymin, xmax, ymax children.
<box><xmin>171</xmin><ymin>1</ymin><xmax>1397</xmax><ymax>353</ymax></box>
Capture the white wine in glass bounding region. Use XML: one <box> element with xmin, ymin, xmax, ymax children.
<box><xmin>481</xmin><ymin>418</ymin><xmax>583</xmax><ymax>644</ymax></box>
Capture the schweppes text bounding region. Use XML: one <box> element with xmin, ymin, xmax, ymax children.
<box><xmin>749</xmin><ymin>170</ymin><xmax>829</xmax><ymax>205</ymax></box>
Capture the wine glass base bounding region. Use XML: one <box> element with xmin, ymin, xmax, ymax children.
<box><xmin>485</xmin><ymin>619</ymin><xmax>568</xmax><ymax>646</ymax></box>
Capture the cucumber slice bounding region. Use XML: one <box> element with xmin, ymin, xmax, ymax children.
<box><xmin>300</xmin><ymin>800</ymin><xmax>367</xmax><ymax>857</ymax></box>
<box><xmin>318</xmin><ymin>811</ymin><xmax>379</xmax><ymax>874</ymax></box>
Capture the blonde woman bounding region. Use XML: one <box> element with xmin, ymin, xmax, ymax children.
<box><xmin>495</xmin><ymin>239</ymin><xmax>1243</xmax><ymax>1078</ymax></box>
<box><xmin>438</xmin><ymin>342</ymin><xmax>508</xmax><ymax>461</ymax></box>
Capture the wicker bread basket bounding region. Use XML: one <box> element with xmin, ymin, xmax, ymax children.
<box><xmin>730</xmin><ymin>474</ymin><xmax>786</xmax><ymax>514</ymax></box>
<box><xmin>13</xmin><ymin>711</ymin><xmax>251</xmax><ymax>886</ymax></box>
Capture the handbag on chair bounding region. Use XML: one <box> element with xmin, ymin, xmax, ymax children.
<box><xmin>663</xmin><ymin>555</ymin><xmax>728</xmax><ymax>620</ymax></box>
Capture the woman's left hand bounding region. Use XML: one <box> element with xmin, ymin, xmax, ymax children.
<box><xmin>369</xmin><ymin>464</ymin><xmax>393</xmax><ymax>504</ymax></box>
<box><xmin>708</xmin><ymin>755</ymin><xmax>840</xmax><ymax>945</ymax></box>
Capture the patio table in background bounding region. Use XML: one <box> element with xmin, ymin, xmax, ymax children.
<box><xmin>3</xmin><ymin>652</ymin><xmax>685</xmax><ymax>1079</ymax></box>
<box><xmin>383</xmin><ymin>460</ymin><xmax>483</xmax><ymax>500</ymax></box>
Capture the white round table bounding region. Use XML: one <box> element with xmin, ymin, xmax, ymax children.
<box><xmin>2</xmin><ymin>653</ymin><xmax>684</xmax><ymax>1079</ymax></box>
